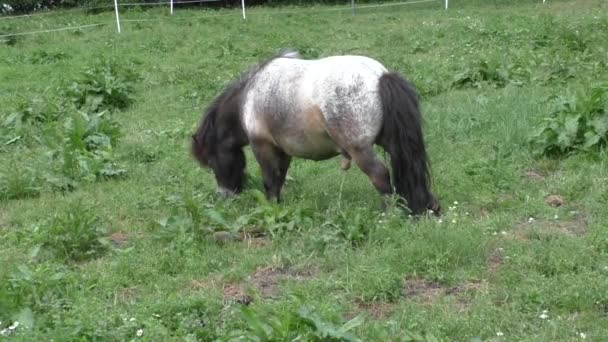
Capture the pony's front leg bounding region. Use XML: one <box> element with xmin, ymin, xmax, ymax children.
<box><xmin>250</xmin><ymin>140</ymin><xmax>292</xmax><ymax>202</ymax></box>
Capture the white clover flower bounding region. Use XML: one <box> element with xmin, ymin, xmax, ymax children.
<box><xmin>500</xmin><ymin>231</ymin><xmax>507</xmax><ymax>235</ymax></box>
<box><xmin>8</xmin><ymin>321</ymin><xmax>19</xmax><ymax>330</ymax></box>
<box><xmin>453</xmin><ymin>201</ymin><xmax>459</xmax><ymax>205</ymax></box>
<box><xmin>580</xmin><ymin>332</ymin><xmax>586</xmax><ymax>339</ymax></box>
<box><xmin>528</xmin><ymin>217</ymin><xmax>535</xmax><ymax>222</ymax></box>
<box><xmin>539</xmin><ymin>310</ymin><xmax>549</xmax><ymax>319</ymax></box>
<box><xmin>497</xmin><ymin>331</ymin><xmax>504</xmax><ymax>336</ymax></box>
<box><xmin>129</xmin><ymin>317</ymin><xmax>136</xmax><ymax>322</ymax></box>
<box><xmin>136</xmin><ymin>329</ymin><xmax>144</xmax><ymax>337</ymax></box>
<box><xmin>451</xmin><ymin>219</ymin><xmax>457</xmax><ymax>224</ymax></box>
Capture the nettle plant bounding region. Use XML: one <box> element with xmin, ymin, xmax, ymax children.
<box><xmin>44</xmin><ymin>110</ymin><xmax>126</xmax><ymax>191</ymax></box>
<box><xmin>530</xmin><ymin>82</ymin><xmax>608</xmax><ymax>157</ymax></box>
<box><xmin>66</xmin><ymin>58</ymin><xmax>138</xmax><ymax>114</ymax></box>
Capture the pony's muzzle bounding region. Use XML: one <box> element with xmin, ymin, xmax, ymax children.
<box><xmin>217</xmin><ymin>187</ymin><xmax>237</xmax><ymax>197</ymax></box>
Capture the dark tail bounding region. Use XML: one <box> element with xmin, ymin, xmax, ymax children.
<box><xmin>377</xmin><ymin>72</ymin><xmax>439</xmax><ymax>215</ymax></box>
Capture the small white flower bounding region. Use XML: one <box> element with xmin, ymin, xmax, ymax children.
<box><xmin>580</xmin><ymin>332</ymin><xmax>587</xmax><ymax>339</ymax></box>
<box><xmin>500</xmin><ymin>231</ymin><xmax>507</xmax><ymax>235</ymax></box>
<box><xmin>497</xmin><ymin>331</ymin><xmax>504</xmax><ymax>336</ymax></box>
<box><xmin>0</xmin><ymin>329</ymin><xmax>7</xmax><ymax>336</ymax></box>
<box><xmin>539</xmin><ymin>310</ymin><xmax>549</xmax><ymax>319</ymax></box>
<box><xmin>8</xmin><ymin>321</ymin><xmax>19</xmax><ymax>330</ymax></box>
<box><xmin>453</xmin><ymin>201</ymin><xmax>459</xmax><ymax>205</ymax></box>
<box><xmin>129</xmin><ymin>317</ymin><xmax>136</xmax><ymax>322</ymax></box>
<box><xmin>152</xmin><ymin>313</ymin><xmax>161</xmax><ymax>318</ymax></box>
<box><xmin>554</xmin><ymin>214</ymin><xmax>559</xmax><ymax>219</ymax></box>
<box><xmin>437</xmin><ymin>219</ymin><xmax>443</xmax><ymax>224</ymax></box>
<box><xmin>528</xmin><ymin>217</ymin><xmax>535</xmax><ymax>222</ymax></box>
<box><xmin>451</xmin><ymin>219</ymin><xmax>457</xmax><ymax>224</ymax></box>
<box><xmin>136</xmin><ymin>329</ymin><xmax>144</xmax><ymax>337</ymax></box>
<box><xmin>492</xmin><ymin>232</ymin><xmax>498</xmax><ymax>235</ymax></box>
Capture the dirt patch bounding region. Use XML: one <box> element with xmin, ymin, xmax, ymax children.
<box><xmin>402</xmin><ymin>278</ymin><xmax>487</xmax><ymax>310</ymax></box>
<box><xmin>223</xmin><ymin>283</ymin><xmax>252</xmax><ymax>305</ymax></box>
<box><xmin>351</xmin><ymin>299</ymin><xmax>395</xmax><ymax>320</ymax></box>
<box><xmin>187</xmin><ymin>265</ymin><xmax>317</xmax><ymax>304</ymax></box>
<box><xmin>250</xmin><ymin>266</ymin><xmax>284</xmax><ymax>299</ymax></box>
<box><xmin>249</xmin><ymin>265</ymin><xmax>318</xmax><ymax>299</ymax></box>
<box><xmin>188</xmin><ymin>276</ymin><xmax>252</xmax><ymax>304</ymax></box>
<box><xmin>403</xmin><ymin>278</ymin><xmax>447</xmax><ymax>303</ymax></box>
<box><xmin>349</xmin><ymin>278</ymin><xmax>487</xmax><ymax>318</ymax></box>
<box><xmin>243</xmin><ymin>237</ymin><xmax>271</xmax><ymax>249</ymax></box>
<box><xmin>512</xmin><ymin>215</ymin><xmax>588</xmax><ymax>240</ymax></box>
<box><xmin>479</xmin><ymin>207</ymin><xmax>490</xmax><ymax>218</ymax></box>
<box><xmin>109</xmin><ymin>231</ymin><xmax>142</xmax><ymax>249</ymax></box>
<box><xmin>487</xmin><ymin>248</ymin><xmax>505</xmax><ymax>273</ymax></box>
<box><xmin>524</xmin><ymin>170</ymin><xmax>546</xmax><ymax>181</ymax></box>
<box><xmin>114</xmin><ymin>287</ymin><xmax>138</xmax><ymax>305</ymax></box>
<box><xmin>545</xmin><ymin>195</ymin><xmax>566</xmax><ymax>207</ymax></box>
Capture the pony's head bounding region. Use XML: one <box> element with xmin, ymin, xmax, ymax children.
<box><xmin>191</xmin><ymin>81</ymin><xmax>248</xmax><ymax>195</ymax></box>
<box><xmin>191</xmin><ymin>49</ymin><xmax>301</xmax><ymax>195</ymax></box>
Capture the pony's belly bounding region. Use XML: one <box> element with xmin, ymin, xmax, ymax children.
<box><xmin>276</xmin><ymin>132</ymin><xmax>340</xmax><ymax>161</ymax></box>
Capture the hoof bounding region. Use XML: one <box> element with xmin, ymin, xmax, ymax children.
<box><xmin>340</xmin><ymin>158</ymin><xmax>351</xmax><ymax>171</ymax></box>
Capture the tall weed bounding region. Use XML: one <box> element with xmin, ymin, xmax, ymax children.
<box><xmin>530</xmin><ymin>82</ymin><xmax>608</xmax><ymax>157</ymax></box>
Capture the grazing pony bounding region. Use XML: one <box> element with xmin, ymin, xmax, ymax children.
<box><xmin>191</xmin><ymin>50</ymin><xmax>440</xmax><ymax>215</ymax></box>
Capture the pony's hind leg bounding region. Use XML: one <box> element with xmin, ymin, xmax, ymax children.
<box><xmin>250</xmin><ymin>140</ymin><xmax>292</xmax><ymax>202</ymax></box>
<box><xmin>348</xmin><ymin>146</ymin><xmax>393</xmax><ymax>205</ymax></box>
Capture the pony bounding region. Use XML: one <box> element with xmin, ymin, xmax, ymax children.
<box><xmin>191</xmin><ymin>49</ymin><xmax>440</xmax><ymax>216</ymax></box>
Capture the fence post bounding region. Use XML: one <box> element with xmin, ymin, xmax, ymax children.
<box><xmin>351</xmin><ymin>0</ymin><xmax>356</xmax><ymax>15</ymax></box>
<box><xmin>242</xmin><ymin>0</ymin><xmax>246</xmax><ymax>19</ymax></box>
<box><xmin>170</xmin><ymin>0</ymin><xmax>174</xmax><ymax>15</ymax></box>
<box><xmin>114</xmin><ymin>0</ymin><xmax>121</xmax><ymax>33</ymax></box>
<box><xmin>445</xmin><ymin>0</ymin><xmax>448</xmax><ymax>10</ymax></box>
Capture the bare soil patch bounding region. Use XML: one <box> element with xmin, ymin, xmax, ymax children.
<box><xmin>109</xmin><ymin>231</ymin><xmax>140</xmax><ymax>249</ymax></box>
<box><xmin>488</xmin><ymin>247</ymin><xmax>506</xmax><ymax>274</ymax></box>
<box><xmin>402</xmin><ymin>278</ymin><xmax>487</xmax><ymax>310</ymax></box>
<box><xmin>243</xmin><ymin>236</ymin><xmax>271</xmax><ymax>249</ymax></box>
<box><xmin>249</xmin><ymin>265</ymin><xmax>318</xmax><ymax>299</ymax></box>
<box><xmin>114</xmin><ymin>286</ymin><xmax>139</xmax><ymax>305</ymax></box>
<box><xmin>187</xmin><ymin>265</ymin><xmax>317</xmax><ymax>304</ymax></box>
<box><xmin>512</xmin><ymin>215</ymin><xmax>588</xmax><ymax>240</ymax></box>
<box><xmin>524</xmin><ymin>170</ymin><xmax>547</xmax><ymax>181</ymax></box>
<box><xmin>223</xmin><ymin>283</ymin><xmax>252</xmax><ymax>305</ymax></box>
<box><xmin>545</xmin><ymin>194</ymin><xmax>566</xmax><ymax>207</ymax></box>
<box><xmin>351</xmin><ymin>299</ymin><xmax>395</xmax><ymax>320</ymax></box>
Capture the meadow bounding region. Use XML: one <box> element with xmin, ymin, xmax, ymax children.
<box><xmin>1</xmin><ymin>0</ymin><xmax>608</xmax><ymax>340</ymax></box>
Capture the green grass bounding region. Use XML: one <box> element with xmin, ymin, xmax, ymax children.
<box><xmin>2</xmin><ymin>0</ymin><xmax>608</xmax><ymax>340</ymax></box>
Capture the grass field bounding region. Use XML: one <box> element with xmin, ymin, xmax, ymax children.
<box><xmin>1</xmin><ymin>0</ymin><xmax>608</xmax><ymax>340</ymax></box>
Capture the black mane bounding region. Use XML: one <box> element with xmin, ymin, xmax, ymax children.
<box><xmin>191</xmin><ymin>49</ymin><xmax>300</xmax><ymax>168</ymax></box>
